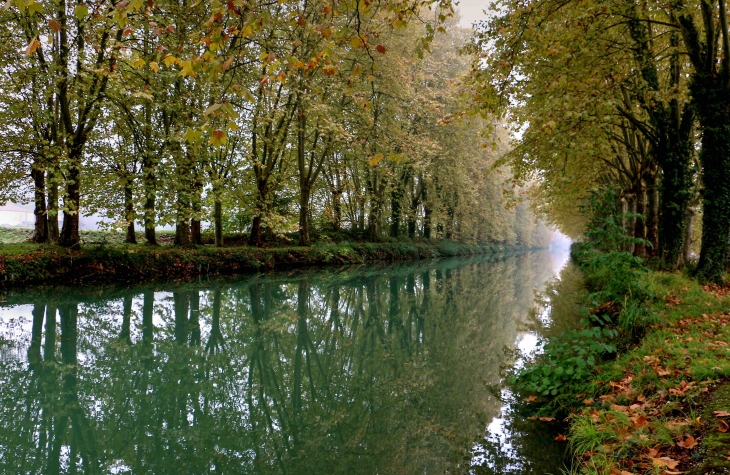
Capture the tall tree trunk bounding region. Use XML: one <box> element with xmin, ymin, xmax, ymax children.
<box><xmin>681</xmin><ymin>205</ymin><xmax>696</xmax><ymax>266</ymax></box>
<box><xmin>249</xmin><ymin>180</ymin><xmax>267</xmax><ymax>246</ymax></box>
<box><xmin>408</xmin><ymin>201</ymin><xmax>418</xmax><ymax>238</ymax></box>
<box><xmin>627</xmin><ymin>193</ymin><xmax>637</xmax><ymax>254</ymax></box>
<box><xmin>423</xmin><ymin>200</ymin><xmax>432</xmax><ymax>239</ymax></box>
<box><xmin>124</xmin><ymin>178</ymin><xmax>137</xmax><ymax>244</ymax></box>
<box><xmin>298</xmin><ymin>186</ymin><xmax>311</xmax><ymax>246</ymax></box>
<box><xmin>47</xmin><ymin>169</ymin><xmax>60</xmax><ymax>244</ymax></box>
<box><xmin>368</xmin><ymin>194</ymin><xmax>380</xmax><ymax>240</ymax></box>
<box><xmin>331</xmin><ymin>184</ymin><xmax>342</xmax><ymax>232</ymax></box>
<box><xmin>190</xmin><ymin>218</ymin><xmax>201</xmax><ymax>245</ymax></box>
<box><xmin>633</xmin><ymin>181</ymin><xmax>647</xmax><ymax>257</ymax></box>
<box><xmin>190</xmin><ymin>169</ymin><xmax>202</xmax><ymax>245</ymax></box>
<box><xmin>174</xmin><ymin>155</ymin><xmax>192</xmax><ymax>246</ymax></box>
<box><xmin>390</xmin><ymin>177</ymin><xmax>402</xmax><ymax>238</ymax></box>
<box><xmin>214</xmin><ymin>199</ymin><xmax>223</xmax><ymax>247</ymax></box>
<box><xmin>31</xmin><ymin>164</ymin><xmax>48</xmax><ymax>243</ymax></box>
<box><xmin>694</xmin><ymin>75</ymin><xmax>730</xmax><ymax>282</ymax></box>
<box><xmin>59</xmin><ymin>149</ymin><xmax>81</xmax><ymax>248</ymax></box>
<box><xmin>644</xmin><ymin>165</ymin><xmax>659</xmax><ymax>256</ymax></box>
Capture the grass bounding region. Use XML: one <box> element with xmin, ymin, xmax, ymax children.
<box><xmin>535</xmin><ymin>245</ymin><xmax>730</xmax><ymax>474</ymax></box>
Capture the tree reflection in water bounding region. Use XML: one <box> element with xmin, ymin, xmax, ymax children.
<box><xmin>0</xmin><ymin>250</ymin><xmax>572</xmax><ymax>474</ymax></box>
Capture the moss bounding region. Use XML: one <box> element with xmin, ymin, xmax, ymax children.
<box><xmin>688</xmin><ymin>384</ymin><xmax>730</xmax><ymax>474</ymax></box>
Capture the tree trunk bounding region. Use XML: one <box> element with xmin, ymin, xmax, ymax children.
<box><xmin>633</xmin><ymin>182</ymin><xmax>647</xmax><ymax>257</ymax></box>
<box><xmin>214</xmin><ymin>199</ymin><xmax>223</xmax><ymax>247</ymax></box>
<box><xmin>191</xmin><ymin>218</ymin><xmax>201</xmax><ymax>245</ymax></box>
<box><xmin>249</xmin><ymin>180</ymin><xmax>267</xmax><ymax>246</ymax></box>
<box><xmin>681</xmin><ymin>205</ymin><xmax>696</xmax><ymax>266</ymax></box>
<box><xmin>31</xmin><ymin>164</ymin><xmax>48</xmax><ymax>243</ymax></box>
<box><xmin>59</xmin><ymin>150</ymin><xmax>81</xmax><ymax>249</ymax></box>
<box><xmin>644</xmin><ymin>166</ymin><xmax>659</xmax><ymax>257</ymax></box>
<box><xmin>190</xmin><ymin>169</ymin><xmax>203</xmax><ymax>245</ymax></box>
<box><xmin>408</xmin><ymin>203</ymin><xmax>417</xmax><ymax>238</ymax></box>
<box><xmin>694</xmin><ymin>76</ymin><xmax>730</xmax><ymax>283</ymax></box>
<box><xmin>423</xmin><ymin>201</ymin><xmax>432</xmax><ymax>239</ymax></box>
<box><xmin>331</xmin><ymin>187</ymin><xmax>342</xmax><ymax>232</ymax></box>
<box><xmin>368</xmin><ymin>195</ymin><xmax>380</xmax><ymax>240</ymax></box>
<box><xmin>124</xmin><ymin>178</ymin><xmax>137</xmax><ymax>244</ymax></box>
<box><xmin>390</xmin><ymin>181</ymin><xmax>402</xmax><ymax>238</ymax></box>
<box><xmin>298</xmin><ymin>186</ymin><xmax>311</xmax><ymax>246</ymax></box>
<box><xmin>175</xmin><ymin>220</ymin><xmax>191</xmax><ymax>246</ymax></box>
<box><xmin>47</xmin><ymin>169</ymin><xmax>59</xmax><ymax>244</ymax></box>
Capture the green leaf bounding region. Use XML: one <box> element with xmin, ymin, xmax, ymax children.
<box><xmin>74</xmin><ymin>4</ymin><xmax>88</xmax><ymax>20</ymax></box>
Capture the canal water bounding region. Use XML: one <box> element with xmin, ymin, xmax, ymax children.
<box><xmin>0</xmin><ymin>248</ymin><xmax>579</xmax><ymax>474</ymax></box>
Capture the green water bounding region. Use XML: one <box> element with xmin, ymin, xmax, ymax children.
<box><xmin>0</xmin><ymin>250</ymin><xmax>577</xmax><ymax>474</ymax></box>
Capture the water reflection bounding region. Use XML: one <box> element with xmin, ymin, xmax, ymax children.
<box><xmin>0</xmin><ymin>250</ymin><xmax>571</xmax><ymax>474</ymax></box>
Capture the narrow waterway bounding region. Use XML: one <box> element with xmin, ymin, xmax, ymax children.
<box><xmin>0</xmin><ymin>248</ymin><xmax>579</xmax><ymax>474</ymax></box>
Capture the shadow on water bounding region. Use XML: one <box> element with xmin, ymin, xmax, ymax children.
<box><xmin>0</xmin><ymin>248</ymin><xmax>580</xmax><ymax>474</ymax></box>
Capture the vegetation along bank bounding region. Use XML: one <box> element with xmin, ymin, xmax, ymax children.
<box><xmin>0</xmin><ymin>227</ymin><xmax>540</xmax><ymax>287</ymax></box>
<box><xmin>513</xmin><ymin>241</ymin><xmax>730</xmax><ymax>474</ymax></box>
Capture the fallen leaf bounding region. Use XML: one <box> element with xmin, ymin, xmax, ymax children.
<box><xmin>714</xmin><ymin>410</ymin><xmax>730</xmax><ymax>417</ymax></box>
<box><xmin>718</xmin><ymin>420</ymin><xmax>729</xmax><ymax>433</ymax></box>
<box><xmin>650</xmin><ymin>456</ymin><xmax>679</xmax><ymax>469</ymax></box>
<box><xmin>524</xmin><ymin>395</ymin><xmax>538</xmax><ymax>403</ymax></box>
<box><xmin>539</xmin><ymin>417</ymin><xmax>555</xmax><ymax>422</ymax></box>
<box><xmin>554</xmin><ymin>434</ymin><xmax>567</xmax><ymax>442</ymax></box>
<box><xmin>677</xmin><ymin>435</ymin><xmax>698</xmax><ymax>449</ymax></box>
<box><xmin>631</xmin><ymin>415</ymin><xmax>648</xmax><ymax>428</ymax></box>
<box><xmin>583</xmin><ymin>398</ymin><xmax>594</xmax><ymax>405</ymax></box>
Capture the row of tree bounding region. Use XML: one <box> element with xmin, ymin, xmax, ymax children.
<box><xmin>475</xmin><ymin>0</ymin><xmax>730</xmax><ymax>281</ymax></box>
<box><xmin>0</xmin><ymin>0</ymin><xmax>550</xmax><ymax>250</ymax></box>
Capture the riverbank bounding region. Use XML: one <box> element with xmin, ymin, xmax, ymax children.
<box><xmin>0</xmin><ymin>238</ymin><xmax>534</xmax><ymax>288</ymax></box>
<box><xmin>524</xmin><ymin>244</ymin><xmax>730</xmax><ymax>474</ymax></box>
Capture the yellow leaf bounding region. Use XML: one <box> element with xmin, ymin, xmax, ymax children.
<box><xmin>209</xmin><ymin>129</ymin><xmax>227</xmax><ymax>147</ymax></box>
<box><xmin>184</xmin><ymin>128</ymin><xmax>203</xmax><ymax>143</ymax></box>
<box><xmin>163</xmin><ymin>55</ymin><xmax>178</xmax><ymax>67</ymax></box>
<box><xmin>276</xmin><ymin>70</ymin><xmax>287</xmax><ymax>84</ymax></box>
<box><xmin>349</xmin><ymin>37</ymin><xmax>362</xmax><ymax>49</ymax></box>
<box><xmin>179</xmin><ymin>60</ymin><xmax>196</xmax><ymax>77</ymax></box>
<box><xmin>24</xmin><ymin>37</ymin><xmax>41</xmax><ymax>56</ymax></box>
<box><xmin>27</xmin><ymin>0</ymin><xmax>43</xmax><ymax>14</ymax></box>
<box><xmin>132</xmin><ymin>58</ymin><xmax>146</xmax><ymax>69</ymax></box>
<box><xmin>227</xmin><ymin>121</ymin><xmax>238</xmax><ymax>131</ymax></box>
<box><xmin>149</xmin><ymin>61</ymin><xmax>160</xmax><ymax>72</ymax></box>
<box><xmin>369</xmin><ymin>153</ymin><xmax>383</xmax><ymax>166</ymax></box>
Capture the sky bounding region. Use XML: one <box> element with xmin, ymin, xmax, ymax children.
<box><xmin>456</xmin><ymin>0</ymin><xmax>492</xmax><ymax>28</ymax></box>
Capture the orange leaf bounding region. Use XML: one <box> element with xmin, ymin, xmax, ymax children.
<box><xmin>718</xmin><ymin>420</ymin><xmax>729</xmax><ymax>433</ymax></box>
<box><xmin>630</xmin><ymin>415</ymin><xmax>648</xmax><ymax>428</ymax></box>
<box><xmin>24</xmin><ymin>38</ymin><xmax>41</xmax><ymax>56</ymax></box>
<box><xmin>677</xmin><ymin>435</ymin><xmax>698</xmax><ymax>449</ymax></box>
<box><xmin>539</xmin><ymin>417</ymin><xmax>555</xmax><ymax>422</ymax></box>
<box><xmin>714</xmin><ymin>410</ymin><xmax>730</xmax><ymax>417</ymax></box>
<box><xmin>49</xmin><ymin>20</ymin><xmax>61</xmax><ymax>32</ymax></box>
<box><xmin>554</xmin><ymin>434</ymin><xmax>567</xmax><ymax>442</ymax></box>
<box><xmin>524</xmin><ymin>395</ymin><xmax>538</xmax><ymax>403</ymax></box>
<box><xmin>376</xmin><ymin>44</ymin><xmax>386</xmax><ymax>54</ymax></box>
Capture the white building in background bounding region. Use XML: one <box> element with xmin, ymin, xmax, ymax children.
<box><xmin>0</xmin><ymin>204</ymin><xmax>34</xmax><ymax>226</ymax></box>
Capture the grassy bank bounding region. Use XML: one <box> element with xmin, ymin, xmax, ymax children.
<box><xmin>519</xmin><ymin>244</ymin><xmax>730</xmax><ymax>474</ymax></box>
<box><xmin>0</xmin><ymin>234</ymin><xmax>532</xmax><ymax>288</ymax></box>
